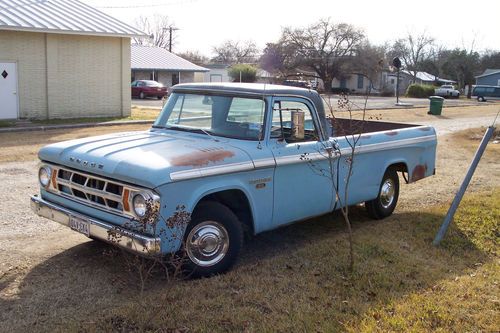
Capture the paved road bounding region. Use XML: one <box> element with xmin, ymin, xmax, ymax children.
<box><xmin>132</xmin><ymin>95</ymin><xmax>487</xmax><ymax>110</ymax></box>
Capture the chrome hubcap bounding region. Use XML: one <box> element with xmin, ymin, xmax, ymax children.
<box><xmin>186</xmin><ymin>221</ymin><xmax>229</xmax><ymax>267</ymax></box>
<box><xmin>380</xmin><ymin>178</ymin><xmax>395</xmax><ymax>209</ymax></box>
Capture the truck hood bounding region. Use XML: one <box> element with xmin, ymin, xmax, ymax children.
<box><xmin>38</xmin><ymin>130</ymin><xmax>252</xmax><ymax>188</ymax></box>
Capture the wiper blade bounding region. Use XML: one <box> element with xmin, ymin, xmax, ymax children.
<box><xmin>151</xmin><ymin>125</ymin><xmax>165</xmax><ymax>129</ymax></box>
<box><xmin>197</xmin><ymin>128</ymin><xmax>219</xmax><ymax>142</ymax></box>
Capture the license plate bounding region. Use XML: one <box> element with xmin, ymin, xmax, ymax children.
<box><xmin>69</xmin><ymin>216</ymin><xmax>90</xmax><ymax>237</ymax></box>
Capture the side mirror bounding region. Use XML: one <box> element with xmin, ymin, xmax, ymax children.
<box><xmin>291</xmin><ymin>110</ymin><xmax>305</xmax><ymax>140</ymax></box>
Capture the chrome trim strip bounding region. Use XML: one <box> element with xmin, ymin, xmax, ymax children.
<box><xmin>170</xmin><ymin>161</ymin><xmax>254</xmax><ymax>181</ymax></box>
<box><xmin>339</xmin><ymin>135</ymin><xmax>436</xmax><ymax>156</ymax></box>
<box><xmin>30</xmin><ymin>195</ymin><xmax>161</xmax><ymax>255</ymax></box>
<box><xmin>253</xmin><ymin>158</ymin><xmax>276</xmax><ymax>169</ymax></box>
<box><xmin>168</xmin><ymin>135</ymin><xmax>436</xmax><ymax>181</ymax></box>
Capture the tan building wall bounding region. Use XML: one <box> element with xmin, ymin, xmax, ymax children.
<box><xmin>0</xmin><ymin>30</ymin><xmax>47</xmax><ymax>118</ymax></box>
<box><xmin>0</xmin><ymin>30</ymin><xmax>131</xmax><ymax>119</ymax></box>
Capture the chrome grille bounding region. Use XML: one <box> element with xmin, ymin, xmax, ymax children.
<box><xmin>50</xmin><ymin>166</ymin><xmax>131</xmax><ymax>216</ymax></box>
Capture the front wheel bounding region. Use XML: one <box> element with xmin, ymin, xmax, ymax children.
<box><xmin>183</xmin><ymin>202</ymin><xmax>243</xmax><ymax>277</ymax></box>
<box><xmin>139</xmin><ymin>92</ymin><xmax>145</xmax><ymax>99</ymax></box>
<box><xmin>365</xmin><ymin>168</ymin><xmax>400</xmax><ymax>219</ymax></box>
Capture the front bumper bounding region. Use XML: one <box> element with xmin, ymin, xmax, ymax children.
<box><xmin>30</xmin><ymin>195</ymin><xmax>161</xmax><ymax>255</ymax></box>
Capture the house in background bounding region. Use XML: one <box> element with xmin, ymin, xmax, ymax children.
<box><xmin>475</xmin><ymin>69</ymin><xmax>500</xmax><ymax>86</ymax></box>
<box><xmin>0</xmin><ymin>0</ymin><xmax>145</xmax><ymax>120</ymax></box>
<box><xmin>203</xmin><ymin>64</ymin><xmax>232</xmax><ymax>82</ymax></box>
<box><xmin>202</xmin><ymin>64</ymin><xmax>276</xmax><ymax>83</ymax></box>
<box><xmin>331</xmin><ymin>74</ymin><xmax>374</xmax><ymax>93</ymax></box>
<box><xmin>383</xmin><ymin>71</ymin><xmax>456</xmax><ymax>96</ymax></box>
<box><xmin>131</xmin><ymin>45</ymin><xmax>208</xmax><ymax>87</ymax></box>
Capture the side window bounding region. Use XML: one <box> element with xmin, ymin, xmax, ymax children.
<box><xmin>271</xmin><ymin>100</ymin><xmax>319</xmax><ymax>142</ymax></box>
<box><xmin>138</xmin><ymin>81</ymin><xmax>145</xmax><ymax>87</ymax></box>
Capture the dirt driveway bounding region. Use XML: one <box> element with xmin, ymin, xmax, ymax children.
<box><xmin>0</xmin><ymin>104</ymin><xmax>498</xmax><ymax>331</ymax></box>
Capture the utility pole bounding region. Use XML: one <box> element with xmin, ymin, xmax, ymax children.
<box><xmin>161</xmin><ymin>26</ymin><xmax>179</xmax><ymax>52</ymax></box>
<box><xmin>168</xmin><ymin>26</ymin><xmax>179</xmax><ymax>52</ymax></box>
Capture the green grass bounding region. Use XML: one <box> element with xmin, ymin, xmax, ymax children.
<box><xmin>70</xmin><ymin>189</ymin><xmax>499</xmax><ymax>332</ymax></box>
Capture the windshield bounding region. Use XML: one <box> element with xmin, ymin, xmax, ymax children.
<box><xmin>154</xmin><ymin>93</ymin><xmax>266</xmax><ymax>140</ymax></box>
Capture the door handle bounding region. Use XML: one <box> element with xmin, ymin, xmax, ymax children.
<box><xmin>13</xmin><ymin>91</ymin><xmax>17</xmax><ymax>95</ymax></box>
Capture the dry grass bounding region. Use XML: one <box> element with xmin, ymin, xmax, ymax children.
<box><xmin>347</xmin><ymin>103</ymin><xmax>500</xmax><ymax>123</ymax></box>
<box><xmin>95</xmin><ymin>190</ymin><xmax>500</xmax><ymax>332</ymax></box>
<box><xmin>0</xmin><ymin>124</ymin><xmax>150</xmax><ymax>163</ymax></box>
<box><xmin>2</xmin><ymin>189</ymin><xmax>495</xmax><ymax>332</ymax></box>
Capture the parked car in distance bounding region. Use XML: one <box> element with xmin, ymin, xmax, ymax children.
<box><xmin>472</xmin><ymin>85</ymin><xmax>500</xmax><ymax>102</ymax></box>
<box><xmin>434</xmin><ymin>85</ymin><xmax>460</xmax><ymax>98</ymax></box>
<box><xmin>131</xmin><ymin>80</ymin><xmax>167</xmax><ymax>99</ymax></box>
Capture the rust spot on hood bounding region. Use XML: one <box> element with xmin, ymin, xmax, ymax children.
<box><xmin>385</xmin><ymin>131</ymin><xmax>399</xmax><ymax>136</ymax></box>
<box><xmin>418</xmin><ymin>126</ymin><xmax>431</xmax><ymax>131</ymax></box>
<box><xmin>411</xmin><ymin>164</ymin><xmax>428</xmax><ymax>182</ymax></box>
<box><xmin>171</xmin><ymin>148</ymin><xmax>235</xmax><ymax>167</ymax></box>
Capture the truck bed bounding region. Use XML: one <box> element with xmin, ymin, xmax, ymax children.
<box><xmin>329</xmin><ymin>118</ymin><xmax>420</xmax><ymax>136</ymax></box>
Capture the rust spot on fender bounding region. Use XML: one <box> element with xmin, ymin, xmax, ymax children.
<box><xmin>385</xmin><ymin>131</ymin><xmax>399</xmax><ymax>136</ymax></box>
<box><xmin>411</xmin><ymin>164</ymin><xmax>428</xmax><ymax>182</ymax></box>
<box><xmin>171</xmin><ymin>148</ymin><xmax>235</xmax><ymax>167</ymax></box>
<box><xmin>361</xmin><ymin>134</ymin><xmax>372</xmax><ymax>140</ymax></box>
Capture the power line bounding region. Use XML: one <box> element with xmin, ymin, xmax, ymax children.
<box><xmin>95</xmin><ymin>0</ymin><xmax>198</xmax><ymax>9</ymax></box>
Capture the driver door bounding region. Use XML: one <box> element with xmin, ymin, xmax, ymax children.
<box><xmin>269</xmin><ymin>97</ymin><xmax>335</xmax><ymax>227</ymax></box>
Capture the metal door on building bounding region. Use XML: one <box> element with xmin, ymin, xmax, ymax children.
<box><xmin>0</xmin><ymin>62</ymin><xmax>18</xmax><ymax>119</ymax></box>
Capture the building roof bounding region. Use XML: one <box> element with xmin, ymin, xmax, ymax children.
<box><xmin>475</xmin><ymin>69</ymin><xmax>500</xmax><ymax>78</ymax></box>
<box><xmin>0</xmin><ymin>0</ymin><xmax>146</xmax><ymax>37</ymax></box>
<box><xmin>131</xmin><ymin>45</ymin><xmax>209</xmax><ymax>72</ymax></box>
<box><xmin>400</xmin><ymin>70</ymin><xmax>456</xmax><ymax>84</ymax></box>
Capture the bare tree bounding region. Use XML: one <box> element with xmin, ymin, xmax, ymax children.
<box><xmin>211</xmin><ymin>40</ymin><xmax>258</xmax><ymax>64</ymax></box>
<box><xmin>390</xmin><ymin>31</ymin><xmax>435</xmax><ymax>81</ymax></box>
<box><xmin>133</xmin><ymin>15</ymin><xmax>177</xmax><ymax>50</ymax></box>
<box><xmin>259</xmin><ymin>42</ymin><xmax>300</xmax><ymax>77</ymax></box>
<box><xmin>176</xmin><ymin>50</ymin><xmax>209</xmax><ymax>65</ymax></box>
<box><xmin>280</xmin><ymin>18</ymin><xmax>365</xmax><ymax>92</ymax></box>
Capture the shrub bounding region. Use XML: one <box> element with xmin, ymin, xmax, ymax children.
<box><xmin>228</xmin><ymin>64</ymin><xmax>257</xmax><ymax>83</ymax></box>
<box><xmin>406</xmin><ymin>84</ymin><xmax>435</xmax><ymax>98</ymax></box>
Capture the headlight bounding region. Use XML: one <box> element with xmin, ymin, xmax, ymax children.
<box><xmin>132</xmin><ymin>193</ymin><xmax>148</xmax><ymax>217</ymax></box>
<box><xmin>38</xmin><ymin>166</ymin><xmax>52</xmax><ymax>188</ymax></box>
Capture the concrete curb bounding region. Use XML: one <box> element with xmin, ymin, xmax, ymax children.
<box><xmin>0</xmin><ymin>120</ymin><xmax>155</xmax><ymax>133</ymax></box>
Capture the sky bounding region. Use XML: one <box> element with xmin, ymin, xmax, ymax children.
<box><xmin>82</xmin><ymin>0</ymin><xmax>500</xmax><ymax>56</ymax></box>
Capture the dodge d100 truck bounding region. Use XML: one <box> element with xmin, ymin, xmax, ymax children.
<box><xmin>31</xmin><ymin>83</ymin><xmax>437</xmax><ymax>276</ymax></box>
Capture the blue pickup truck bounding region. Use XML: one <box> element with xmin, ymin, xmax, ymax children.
<box><xmin>31</xmin><ymin>83</ymin><xmax>437</xmax><ymax>276</ymax></box>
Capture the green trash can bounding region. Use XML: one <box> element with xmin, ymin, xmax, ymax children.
<box><xmin>428</xmin><ymin>96</ymin><xmax>444</xmax><ymax>115</ymax></box>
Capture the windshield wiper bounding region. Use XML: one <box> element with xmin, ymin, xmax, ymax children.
<box><xmin>164</xmin><ymin>125</ymin><xmax>219</xmax><ymax>142</ymax></box>
<box><xmin>197</xmin><ymin>128</ymin><xmax>219</xmax><ymax>142</ymax></box>
<box><xmin>151</xmin><ymin>125</ymin><xmax>165</xmax><ymax>129</ymax></box>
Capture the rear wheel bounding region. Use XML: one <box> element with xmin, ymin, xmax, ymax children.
<box><xmin>365</xmin><ymin>168</ymin><xmax>400</xmax><ymax>219</ymax></box>
<box><xmin>478</xmin><ymin>96</ymin><xmax>485</xmax><ymax>102</ymax></box>
<box><xmin>139</xmin><ymin>92</ymin><xmax>145</xmax><ymax>99</ymax></box>
<box><xmin>183</xmin><ymin>201</ymin><xmax>243</xmax><ymax>277</ymax></box>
